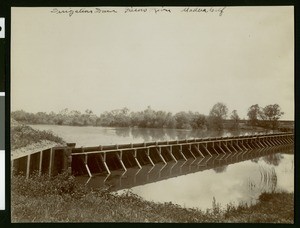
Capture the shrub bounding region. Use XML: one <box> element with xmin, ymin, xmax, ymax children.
<box><xmin>11</xmin><ymin>171</ymin><xmax>88</xmax><ymax>199</ymax></box>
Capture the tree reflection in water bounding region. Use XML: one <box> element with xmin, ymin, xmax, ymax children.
<box><xmin>131</xmin><ymin>128</ymin><xmax>169</xmax><ymax>142</ymax></box>
<box><xmin>213</xmin><ymin>165</ymin><xmax>228</xmax><ymax>173</ymax></box>
<box><xmin>113</xmin><ymin>127</ymin><xmax>265</xmax><ymax>143</ymax></box>
<box><xmin>114</xmin><ymin>127</ymin><xmax>131</xmax><ymax>138</ymax></box>
<box><xmin>251</xmin><ymin>158</ymin><xmax>260</xmax><ymax>163</ymax></box>
<box><xmin>263</xmin><ymin>153</ymin><xmax>284</xmax><ymax>166</ymax></box>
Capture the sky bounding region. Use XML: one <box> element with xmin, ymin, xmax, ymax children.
<box><xmin>11</xmin><ymin>6</ymin><xmax>294</xmax><ymax>120</ymax></box>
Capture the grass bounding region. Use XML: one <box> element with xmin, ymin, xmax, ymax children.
<box><xmin>223</xmin><ymin>192</ymin><xmax>294</xmax><ymax>223</ymax></box>
<box><xmin>11</xmin><ymin>121</ymin><xmax>65</xmax><ymax>150</ymax></box>
<box><xmin>11</xmin><ymin>172</ymin><xmax>294</xmax><ymax>223</ymax></box>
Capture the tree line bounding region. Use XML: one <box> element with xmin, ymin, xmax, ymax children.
<box><xmin>11</xmin><ymin>102</ymin><xmax>284</xmax><ymax>130</ymax></box>
<box><xmin>247</xmin><ymin>104</ymin><xmax>284</xmax><ymax>129</ymax></box>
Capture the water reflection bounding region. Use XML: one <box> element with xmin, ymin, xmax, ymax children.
<box><xmin>78</xmin><ymin>145</ymin><xmax>293</xmax><ymax>195</ymax></box>
<box><xmin>116</xmin><ymin>127</ymin><xmax>272</xmax><ymax>143</ymax></box>
<box><xmin>262</xmin><ymin>153</ymin><xmax>284</xmax><ymax>166</ymax></box>
<box><xmin>75</xmin><ymin>145</ymin><xmax>294</xmax><ymax>210</ymax></box>
<box><xmin>114</xmin><ymin>128</ymin><xmax>131</xmax><ymax>138</ymax></box>
<box><xmin>131</xmin><ymin>128</ymin><xmax>169</xmax><ymax>142</ymax></box>
<box><xmin>213</xmin><ymin>165</ymin><xmax>228</xmax><ymax>173</ymax></box>
<box><xmin>124</xmin><ymin>148</ymin><xmax>293</xmax><ymax>210</ymax></box>
<box><xmin>30</xmin><ymin>124</ymin><xmax>273</xmax><ymax>147</ymax></box>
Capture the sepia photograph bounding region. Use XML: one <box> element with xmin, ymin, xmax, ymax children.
<box><xmin>10</xmin><ymin>6</ymin><xmax>294</xmax><ymax>223</ymax></box>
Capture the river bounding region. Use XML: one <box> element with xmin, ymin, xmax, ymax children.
<box><xmin>29</xmin><ymin>124</ymin><xmax>271</xmax><ymax>147</ymax></box>
<box><xmin>30</xmin><ymin>125</ymin><xmax>294</xmax><ymax>211</ymax></box>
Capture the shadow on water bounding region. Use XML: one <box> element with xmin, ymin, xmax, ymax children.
<box><xmin>76</xmin><ymin>145</ymin><xmax>293</xmax><ymax>193</ymax></box>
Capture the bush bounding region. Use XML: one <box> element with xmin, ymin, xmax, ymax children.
<box><xmin>12</xmin><ymin>172</ymin><xmax>88</xmax><ymax>198</ymax></box>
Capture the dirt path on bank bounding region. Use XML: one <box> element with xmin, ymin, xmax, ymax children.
<box><xmin>11</xmin><ymin>140</ymin><xmax>64</xmax><ymax>160</ymax></box>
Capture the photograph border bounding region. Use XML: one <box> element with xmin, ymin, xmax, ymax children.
<box><xmin>0</xmin><ymin>0</ymin><xmax>298</xmax><ymax>227</ymax></box>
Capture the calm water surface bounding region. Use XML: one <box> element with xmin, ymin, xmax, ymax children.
<box><xmin>119</xmin><ymin>152</ymin><xmax>294</xmax><ymax>210</ymax></box>
<box><xmin>30</xmin><ymin>125</ymin><xmax>293</xmax><ymax>211</ymax></box>
<box><xmin>30</xmin><ymin>124</ymin><xmax>270</xmax><ymax>147</ymax></box>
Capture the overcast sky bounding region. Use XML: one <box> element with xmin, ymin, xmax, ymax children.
<box><xmin>11</xmin><ymin>6</ymin><xmax>294</xmax><ymax>120</ymax></box>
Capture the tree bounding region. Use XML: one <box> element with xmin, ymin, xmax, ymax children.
<box><xmin>35</xmin><ymin>112</ymin><xmax>49</xmax><ymax>124</ymax></box>
<box><xmin>70</xmin><ymin>110</ymin><xmax>84</xmax><ymax>126</ymax></box>
<box><xmin>230</xmin><ymin>110</ymin><xmax>240</xmax><ymax>129</ymax></box>
<box><xmin>141</xmin><ymin>106</ymin><xmax>156</xmax><ymax>128</ymax></box>
<box><xmin>98</xmin><ymin>107</ymin><xmax>131</xmax><ymax>127</ymax></box>
<box><xmin>99</xmin><ymin>111</ymin><xmax>114</xmax><ymax>126</ymax></box>
<box><xmin>247</xmin><ymin>104</ymin><xmax>261</xmax><ymax>126</ymax></box>
<box><xmin>209</xmin><ymin>102</ymin><xmax>228</xmax><ymax>119</ymax></box>
<box><xmin>247</xmin><ymin>104</ymin><xmax>284</xmax><ymax>129</ymax></box>
<box><xmin>263</xmin><ymin>104</ymin><xmax>284</xmax><ymax>129</ymax></box>
<box><xmin>208</xmin><ymin>102</ymin><xmax>228</xmax><ymax>130</ymax></box>
<box><xmin>191</xmin><ymin>112</ymin><xmax>207</xmax><ymax>129</ymax></box>
<box><xmin>114</xmin><ymin>107</ymin><xmax>131</xmax><ymax>127</ymax></box>
<box><xmin>164</xmin><ymin>112</ymin><xmax>176</xmax><ymax>128</ymax></box>
<box><xmin>174</xmin><ymin>111</ymin><xmax>192</xmax><ymax>129</ymax></box>
<box><xmin>11</xmin><ymin>110</ymin><xmax>30</xmax><ymax>123</ymax></box>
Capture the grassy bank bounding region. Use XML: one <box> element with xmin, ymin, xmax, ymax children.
<box><xmin>11</xmin><ymin>118</ymin><xmax>65</xmax><ymax>150</ymax></box>
<box><xmin>11</xmin><ymin>172</ymin><xmax>294</xmax><ymax>223</ymax></box>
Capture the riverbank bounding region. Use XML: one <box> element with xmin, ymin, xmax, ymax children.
<box><xmin>11</xmin><ymin>119</ymin><xmax>65</xmax><ymax>159</ymax></box>
<box><xmin>11</xmin><ymin>172</ymin><xmax>294</xmax><ymax>223</ymax></box>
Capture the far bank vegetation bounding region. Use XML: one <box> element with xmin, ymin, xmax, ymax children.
<box><xmin>11</xmin><ymin>102</ymin><xmax>287</xmax><ymax>131</ymax></box>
